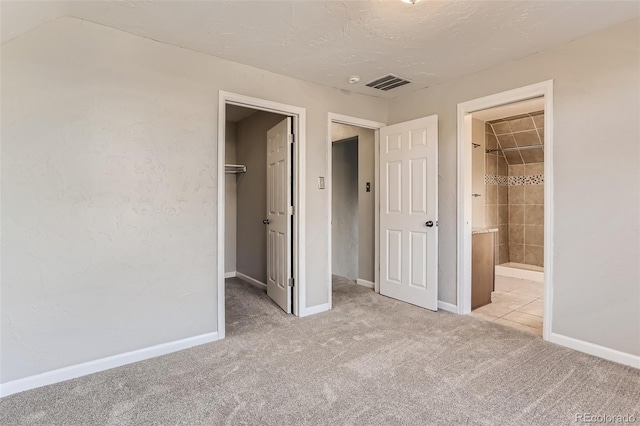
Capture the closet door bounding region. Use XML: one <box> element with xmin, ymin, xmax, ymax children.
<box><xmin>265</xmin><ymin>118</ymin><xmax>292</xmax><ymax>313</ymax></box>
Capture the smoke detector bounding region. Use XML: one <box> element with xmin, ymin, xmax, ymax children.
<box><xmin>348</xmin><ymin>75</ymin><xmax>360</xmax><ymax>84</ymax></box>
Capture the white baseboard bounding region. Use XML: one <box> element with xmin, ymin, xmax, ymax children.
<box><xmin>236</xmin><ymin>272</ymin><xmax>267</xmax><ymax>288</ymax></box>
<box><xmin>548</xmin><ymin>332</ymin><xmax>640</xmax><ymax>369</ymax></box>
<box><xmin>437</xmin><ymin>301</ymin><xmax>459</xmax><ymax>313</ymax></box>
<box><xmin>300</xmin><ymin>303</ymin><xmax>330</xmax><ymax>317</ymax></box>
<box><xmin>224</xmin><ymin>271</ymin><xmax>237</xmax><ymax>279</ymax></box>
<box><xmin>356</xmin><ymin>279</ymin><xmax>375</xmax><ymax>289</ymax></box>
<box><xmin>0</xmin><ymin>332</ymin><xmax>220</xmax><ymax>398</ymax></box>
<box><xmin>495</xmin><ymin>265</ymin><xmax>544</xmax><ymax>282</ymax></box>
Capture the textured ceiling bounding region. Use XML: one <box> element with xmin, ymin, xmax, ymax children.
<box><xmin>2</xmin><ymin>1</ymin><xmax>639</xmax><ymax>99</ymax></box>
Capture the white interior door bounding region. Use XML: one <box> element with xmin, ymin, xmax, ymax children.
<box><xmin>266</xmin><ymin>117</ymin><xmax>293</xmax><ymax>313</ymax></box>
<box><xmin>380</xmin><ymin>115</ymin><xmax>438</xmax><ymax>310</ymax></box>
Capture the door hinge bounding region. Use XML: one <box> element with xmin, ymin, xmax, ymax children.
<box><xmin>288</xmin><ymin>206</ymin><xmax>295</xmax><ymax>215</ymax></box>
<box><xmin>288</xmin><ymin>134</ymin><xmax>295</xmax><ymax>144</ymax></box>
<box><xmin>288</xmin><ymin>277</ymin><xmax>295</xmax><ymax>287</ymax></box>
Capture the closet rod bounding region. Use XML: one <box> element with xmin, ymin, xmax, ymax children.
<box><xmin>486</xmin><ymin>144</ymin><xmax>543</xmax><ymax>154</ymax></box>
<box><xmin>225</xmin><ymin>164</ymin><xmax>247</xmax><ymax>174</ymax></box>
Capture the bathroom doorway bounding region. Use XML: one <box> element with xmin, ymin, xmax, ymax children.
<box><xmin>456</xmin><ymin>82</ymin><xmax>553</xmax><ymax>340</ymax></box>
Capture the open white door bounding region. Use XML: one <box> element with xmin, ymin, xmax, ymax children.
<box><xmin>380</xmin><ymin>115</ymin><xmax>438</xmax><ymax>310</ymax></box>
<box><xmin>266</xmin><ymin>118</ymin><xmax>293</xmax><ymax>313</ymax></box>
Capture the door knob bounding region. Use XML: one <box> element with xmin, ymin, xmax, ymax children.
<box><xmin>425</xmin><ymin>221</ymin><xmax>434</xmax><ymax>227</ymax></box>
<box><xmin>263</xmin><ymin>219</ymin><xmax>270</xmax><ymax>225</ymax></box>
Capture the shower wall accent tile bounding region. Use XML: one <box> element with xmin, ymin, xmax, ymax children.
<box><xmin>484</xmin><ymin>174</ymin><xmax>507</xmax><ymax>185</ymax></box>
<box><xmin>484</xmin><ymin>174</ymin><xmax>544</xmax><ymax>186</ymax></box>
<box><xmin>509</xmin><ymin>174</ymin><xmax>544</xmax><ymax>185</ymax></box>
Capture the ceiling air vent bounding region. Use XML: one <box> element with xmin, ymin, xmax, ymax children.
<box><xmin>365</xmin><ymin>74</ymin><xmax>411</xmax><ymax>91</ymax></box>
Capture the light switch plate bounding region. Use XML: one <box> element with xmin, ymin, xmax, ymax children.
<box><xmin>318</xmin><ymin>177</ymin><xmax>325</xmax><ymax>189</ymax></box>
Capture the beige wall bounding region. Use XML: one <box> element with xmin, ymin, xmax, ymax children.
<box><xmin>225</xmin><ymin>122</ymin><xmax>237</xmax><ymax>274</ymax></box>
<box><xmin>236</xmin><ymin>111</ymin><xmax>287</xmax><ymax>284</ymax></box>
<box><xmin>2</xmin><ymin>13</ymin><xmax>638</xmax><ymax>385</ymax></box>
<box><xmin>331</xmin><ymin>123</ymin><xmax>376</xmax><ymax>283</ymax></box>
<box><xmin>0</xmin><ymin>17</ymin><xmax>388</xmax><ymax>383</ymax></box>
<box><xmin>389</xmin><ymin>19</ymin><xmax>640</xmax><ymax>356</ymax></box>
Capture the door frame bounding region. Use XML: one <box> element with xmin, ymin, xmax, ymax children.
<box><xmin>218</xmin><ymin>91</ymin><xmax>306</xmax><ymax>338</ymax></box>
<box><xmin>327</xmin><ymin>113</ymin><xmax>386</xmax><ymax>307</ymax></box>
<box><xmin>456</xmin><ymin>80</ymin><xmax>554</xmax><ymax>340</ymax></box>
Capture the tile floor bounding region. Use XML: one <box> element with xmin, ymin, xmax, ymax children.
<box><xmin>470</xmin><ymin>274</ymin><xmax>544</xmax><ymax>337</ymax></box>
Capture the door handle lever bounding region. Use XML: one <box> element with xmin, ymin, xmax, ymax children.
<box><xmin>263</xmin><ymin>219</ymin><xmax>271</xmax><ymax>225</ymax></box>
<box><xmin>425</xmin><ymin>221</ymin><xmax>434</xmax><ymax>227</ymax></box>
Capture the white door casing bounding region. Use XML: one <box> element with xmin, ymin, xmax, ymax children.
<box><xmin>380</xmin><ymin>115</ymin><xmax>438</xmax><ymax>310</ymax></box>
<box><xmin>266</xmin><ymin>118</ymin><xmax>293</xmax><ymax>313</ymax></box>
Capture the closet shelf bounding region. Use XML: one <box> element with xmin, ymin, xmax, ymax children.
<box><xmin>225</xmin><ymin>164</ymin><xmax>247</xmax><ymax>174</ymax></box>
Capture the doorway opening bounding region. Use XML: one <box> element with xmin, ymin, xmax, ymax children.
<box><xmin>457</xmin><ymin>81</ymin><xmax>553</xmax><ymax>340</ymax></box>
<box><xmin>224</xmin><ymin>104</ymin><xmax>290</xmax><ymax>333</ymax></box>
<box><xmin>330</xmin><ymin>123</ymin><xmax>376</xmax><ymax>299</ymax></box>
<box><xmin>327</xmin><ymin>114</ymin><xmax>384</xmax><ymax>308</ymax></box>
<box><xmin>218</xmin><ymin>92</ymin><xmax>306</xmax><ymax>339</ymax></box>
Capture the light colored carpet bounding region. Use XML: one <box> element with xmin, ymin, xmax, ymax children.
<box><xmin>2</xmin><ymin>276</ymin><xmax>639</xmax><ymax>425</ymax></box>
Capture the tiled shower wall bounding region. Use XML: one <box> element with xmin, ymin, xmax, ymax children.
<box><xmin>508</xmin><ymin>163</ymin><xmax>544</xmax><ymax>266</ymax></box>
<box><xmin>484</xmin><ymin>112</ymin><xmax>545</xmax><ymax>267</ymax></box>
<box><xmin>484</xmin><ymin>124</ymin><xmax>510</xmax><ymax>264</ymax></box>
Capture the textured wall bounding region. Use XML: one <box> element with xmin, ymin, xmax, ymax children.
<box><xmin>0</xmin><ymin>17</ymin><xmax>388</xmax><ymax>383</ymax></box>
<box><xmin>389</xmin><ymin>19</ymin><xmax>640</xmax><ymax>356</ymax></box>
<box><xmin>235</xmin><ymin>111</ymin><xmax>287</xmax><ymax>284</ymax></box>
